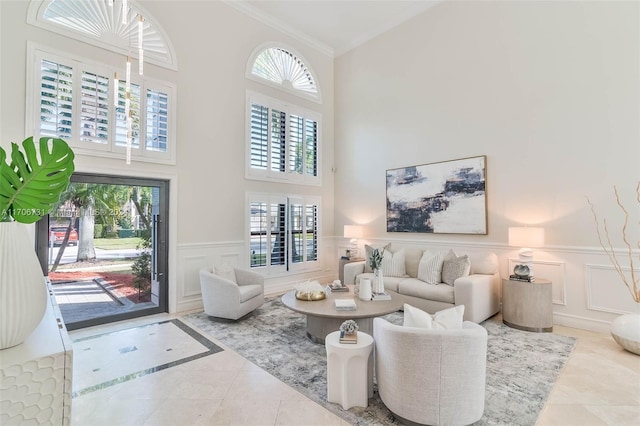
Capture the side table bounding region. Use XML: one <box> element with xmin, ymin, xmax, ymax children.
<box><xmin>325</xmin><ymin>330</ymin><xmax>373</xmax><ymax>409</ymax></box>
<box><xmin>502</xmin><ymin>278</ymin><xmax>553</xmax><ymax>332</ymax></box>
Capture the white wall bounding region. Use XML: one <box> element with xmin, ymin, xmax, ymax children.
<box><xmin>334</xmin><ymin>0</ymin><xmax>639</xmax><ymax>332</ymax></box>
<box><xmin>0</xmin><ymin>0</ymin><xmax>336</xmax><ymax>313</ymax></box>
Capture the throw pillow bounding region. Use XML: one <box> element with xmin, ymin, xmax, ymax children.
<box><xmin>432</xmin><ymin>305</ymin><xmax>465</xmax><ymax>329</ymax></box>
<box><xmin>403</xmin><ymin>304</ymin><xmax>465</xmax><ymax>330</ymax></box>
<box><xmin>215</xmin><ymin>264</ymin><xmax>236</xmax><ymax>283</ymax></box>
<box><xmin>441</xmin><ymin>255</ymin><xmax>471</xmax><ymax>286</ymax></box>
<box><xmin>382</xmin><ymin>248</ymin><xmax>406</xmax><ymax>277</ymax></box>
<box><xmin>364</xmin><ymin>243</ymin><xmax>391</xmax><ymax>273</ymax></box>
<box><xmin>403</xmin><ymin>303</ymin><xmax>433</xmax><ymax>328</ymax></box>
<box><xmin>417</xmin><ymin>250</ymin><xmax>445</xmax><ymax>284</ymax></box>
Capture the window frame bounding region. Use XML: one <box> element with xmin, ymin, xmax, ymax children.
<box><xmin>247</xmin><ymin>192</ymin><xmax>321</xmax><ymax>276</ymax></box>
<box><xmin>26</xmin><ymin>42</ymin><xmax>177</xmax><ymax>165</ymax></box>
<box><xmin>246</xmin><ymin>91</ymin><xmax>322</xmax><ymax>186</ymax></box>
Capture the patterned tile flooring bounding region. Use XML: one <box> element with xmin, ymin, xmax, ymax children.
<box><xmin>69</xmin><ymin>312</ymin><xmax>639</xmax><ymax>426</ymax></box>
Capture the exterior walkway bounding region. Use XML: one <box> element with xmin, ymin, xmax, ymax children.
<box><xmin>52</xmin><ymin>280</ymin><xmax>155</xmax><ymax>324</ymax></box>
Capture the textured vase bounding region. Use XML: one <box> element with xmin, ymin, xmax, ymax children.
<box><xmin>374</xmin><ymin>268</ymin><xmax>384</xmax><ymax>294</ymax></box>
<box><xmin>611</xmin><ymin>308</ymin><xmax>640</xmax><ymax>356</ymax></box>
<box><xmin>0</xmin><ymin>221</ymin><xmax>48</xmax><ymax>349</ymax></box>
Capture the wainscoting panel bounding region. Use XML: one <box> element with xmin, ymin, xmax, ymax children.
<box><xmin>181</xmin><ymin>255</ymin><xmax>208</xmax><ymax>298</ymax></box>
<box><xmin>508</xmin><ymin>258</ymin><xmax>567</xmax><ymax>305</ymax></box>
<box><xmin>585</xmin><ymin>263</ymin><xmax>639</xmax><ymax>315</ymax></box>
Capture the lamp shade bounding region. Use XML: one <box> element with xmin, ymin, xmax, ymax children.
<box><xmin>343</xmin><ymin>225</ymin><xmax>363</xmax><ymax>239</ymax></box>
<box><xmin>508</xmin><ymin>227</ymin><xmax>545</xmax><ymax>248</ymax></box>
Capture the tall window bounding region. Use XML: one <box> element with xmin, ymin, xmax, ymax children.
<box><xmin>28</xmin><ymin>44</ymin><xmax>176</xmax><ymax>164</ymax></box>
<box><xmin>249</xmin><ymin>194</ymin><xmax>319</xmax><ymax>274</ymax></box>
<box><xmin>247</xmin><ymin>92</ymin><xmax>321</xmax><ymax>185</ymax></box>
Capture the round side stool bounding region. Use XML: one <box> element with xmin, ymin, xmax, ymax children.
<box><xmin>325</xmin><ymin>330</ymin><xmax>373</xmax><ymax>409</ymax></box>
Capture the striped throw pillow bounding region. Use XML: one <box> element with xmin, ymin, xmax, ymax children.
<box><xmin>382</xmin><ymin>248</ymin><xmax>406</xmax><ymax>277</ymax></box>
<box><xmin>417</xmin><ymin>250</ymin><xmax>445</xmax><ymax>284</ymax></box>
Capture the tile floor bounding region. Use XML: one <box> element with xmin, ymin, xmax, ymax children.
<box><xmin>70</xmin><ymin>313</ymin><xmax>639</xmax><ymax>426</ymax></box>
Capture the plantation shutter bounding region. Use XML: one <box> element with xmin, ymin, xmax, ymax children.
<box><xmin>79</xmin><ymin>70</ymin><xmax>110</xmax><ymax>144</ymax></box>
<box><xmin>146</xmin><ymin>89</ymin><xmax>169</xmax><ymax>152</ymax></box>
<box><xmin>250</xmin><ymin>103</ymin><xmax>268</xmax><ymax>170</ymax></box>
<box><xmin>305</xmin><ymin>203</ymin><xmax>318</xmax><ymax>261</ymax></box>
<box><xmin>305</xmin><ymin>118</ymin><xmax>317</xmax><ymax>177</ymax></box>
<box><xmin>270</xmin><ymin>202</ymin><xmax>286</xmax><ymax>266</ymax></box>
<box><xmin>289</xmin><ymin>115</ymin><xmax>304</xmax><ymax>174</ymax></box>
<box><xmin>271</xmin><ymin>109</ymin><xmax>286</xmax><ymax>172</ymax></box>
<box><xmin>115</xmin><ymin>81</ymin><xmax>141</xmax><ymax>148</ymax></box>
<box><xmin>39</xmin><ymin>59</ymin><xmax>73</xmax><ymax>138</ymax></box>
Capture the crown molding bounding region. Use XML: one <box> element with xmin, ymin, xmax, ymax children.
<box><xmin>222</xmin><ymin>0</ymin><xmax>335</xmax><ymax>57</ymax></box>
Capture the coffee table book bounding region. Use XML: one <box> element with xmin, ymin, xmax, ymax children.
<box><xmin>339</xmin><ymin>331</ymin><xmax>357</xmax><ymax>344</ymax></box>
<box><xmin>334</xmin><ymin>299</ymin><xmax>357</xmax><ymax>311</ymax></box>
<box><xmin>372</xmin><ymin>292</ymin><xmax>391</xmax><ymax>301</ymax></box>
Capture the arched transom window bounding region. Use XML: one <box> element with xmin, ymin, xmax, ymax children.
<box><xmin>247</xmin><ymin>44</ymin><xmax>321</xmax><ymax>102</ymax></box>
<box><xmin>27</xmin><ymin>0</ymin><xmax>177</xmax><ymax>70</ymax></box>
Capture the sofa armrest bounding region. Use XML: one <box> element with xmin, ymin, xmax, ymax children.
<box><xmin>453</xmin><ymin>272</ymin><xmax>501</xmax><ymax>323</ymax></box>
<box><xmin>199</xmin><ymin>269</ymin><xmax>241</xmax><ymax>305</ymax></box>
<box><xmin>343</xmin><ymin>261</ymin><xmax>365</xmax><ymax>285</ymax></box>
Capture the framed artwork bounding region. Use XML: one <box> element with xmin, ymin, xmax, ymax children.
<box><xmin>386</xmin><ymin>155</ymin><xmax>487</xmax><ymax>234</ymax></box>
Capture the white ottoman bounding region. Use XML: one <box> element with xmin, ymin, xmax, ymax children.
<box><xmin>325</xmin><ymin>330</ymin><xmax>374</xmax><ymax>409</ymax></box>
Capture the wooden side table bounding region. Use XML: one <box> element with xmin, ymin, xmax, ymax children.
<box><xmin>502</xmin><ymin>278</ymin><xmax>553</xmax><ymax>332</ymax></box>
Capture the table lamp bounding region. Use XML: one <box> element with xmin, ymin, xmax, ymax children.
<box><xmin>508</xmin><ymin>226</ymin><xmax>545</xmax><ymax>278</ymax></box>
<box><xmin>343</xmin><ymin>225</ymin><xmax>363</xmax><ymax>259</ymax></box>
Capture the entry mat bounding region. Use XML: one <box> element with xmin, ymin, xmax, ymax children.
<box><xmin>72</xmin><ymin>319</ymin><xmax>222</xmax><ymax>397</ymax></box>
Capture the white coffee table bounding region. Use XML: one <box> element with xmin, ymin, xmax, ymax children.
<box><xmin>281</xmin><ymin>285</ymin><xmax>403</xmax><ymax>343</ymax></box>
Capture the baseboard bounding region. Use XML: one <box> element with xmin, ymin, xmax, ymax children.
<box><xmin>553</xmin><ymin>312</ymin><xmax>611</xmax><ymax>334</ymax></box>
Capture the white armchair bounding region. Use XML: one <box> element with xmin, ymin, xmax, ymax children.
<box><xmin>373</xmin><ymin>317</ymin><xmax>487</xmax><ymax>426</ymax></box>
<box><xmin>199</xmin><ymin>267</ymin><xmax>265</xmax><ymax>320</ymax></box>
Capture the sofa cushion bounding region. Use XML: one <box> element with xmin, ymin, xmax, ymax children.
<box><xmin>382</xmin><ymin>248</ymin><xmax>407</xmax><ymax>277</ymax></box>
<box><xmin>469</xmin><ymin>251</ymin><xmax>499</xmax><ymax>275</ymax></box>
<box><xmin>417</xmin><ymin>250</ymin><xmax>445</xmax><ymax>284</ymax></box>
<box><xmin>364</xmin><ymin>243</ymin><xmax>391</xmax><ymax>273</ymax></box>
<box><xmin>398</xmin><ymin>278</ymin><xmax>455</xmax><ymax>304</ymax></box>
<box><xmin>403</xmin><ymin>247</ymin><xmax>424</xmax><ymax>278</ymax></box>
<box><xmin>238</xmin><ymin>284</ymin><xmax>262</xmax><ymax>303</ymax></box>
<box><xmin>442</xmin><ymin>255</ymin><xmax>471</xmax><ymax>286</ymax></box>
<box><xmin>403</xmin><ymin>303</ymin><xmax>465</xmax><ymax>329</ymax></box>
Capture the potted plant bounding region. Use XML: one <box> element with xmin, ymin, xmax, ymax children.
<box><xmin>368</xmin><ymin>247</ymin><xmax>385</xmax><ymax>294</ymax></box>
<box><xmin>0</xmin><ymin>136</ymin><xmax>74</xmax><ymax>349</ymax></box>
<box><xmin>588</xmin><ymin>183</ymin><xmax>639</xmax><ymax>355</ymax></box>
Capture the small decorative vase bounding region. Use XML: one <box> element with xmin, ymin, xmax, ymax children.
<box><xmin>374</xmin><ymin>268</ymin><xmax>384</xmax><ymax>294</ymax></box>
<box><xmin>610</xmin><ymin>305</ymin><xmax>640</xmax><ymax>356</ymax></box>
<box><xmin>359</xmin><ymin>278</ymin><xmax>372</xmax><ymax>301</ymax></box>
<box><xmin>0</xmin><ymin>222</ymin><xmax>48</xmax><ymax>350</ymax></box>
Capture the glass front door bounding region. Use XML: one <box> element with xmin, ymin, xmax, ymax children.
<box><xmin>36</xmin><ymin>173</ymin><xmax>169</xmax><ymax>330</ymax></box>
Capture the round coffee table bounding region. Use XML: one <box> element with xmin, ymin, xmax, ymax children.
<box><xmin>281</xmin><ymin>286</ymin><xmax>403</xmax><ymax>343</ymax></box>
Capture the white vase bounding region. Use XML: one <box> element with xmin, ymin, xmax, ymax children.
<box><xmin>610</xmin><ymin>305</ymin><xmax>640</xmax><ymax>356</ymax></box>
<box><xmin>374</xmin><ymin>268</ymin><xmax>384</xmax><ymax>294</ymax></box>
<box><xmin>0</xmin><ymin>221</ymin><xmax>48</xmax><ymax>349</ymax></box>
<box><xmin>359</xmin><ymin>278</ymin><xmax>372</xmax><ymax>301</ymax></box>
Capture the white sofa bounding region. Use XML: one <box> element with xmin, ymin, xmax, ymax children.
<box><xmin>344</xmin><ymin>247</ymin><xmax>500</xmax><ymax>323</ymax></box>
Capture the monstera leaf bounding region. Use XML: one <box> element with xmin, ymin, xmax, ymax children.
<box><xmin>0</xmin><ymin>136</ymin><xmax>75</xmax><ymax>223</ymax></box>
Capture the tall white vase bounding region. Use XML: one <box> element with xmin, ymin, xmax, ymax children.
<box><xmin>0</xmin><ymin>222</ymin><xmax>48</xmax><ymax>349</ymax></box>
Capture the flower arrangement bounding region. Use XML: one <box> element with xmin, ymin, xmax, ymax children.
<box><xmin>587</xmin><ymin>182</ymin><xmax>639</xmax><ymax>303</ymax></box>
<box><xmin>368</xmin><ymin>247</ymin><xmax>385</xmax><ymax>271</ymax></box>
<box><xmin>339</xmin><ymin>319</ymin><xmax>359</xmax><ymax>335</ymax></box>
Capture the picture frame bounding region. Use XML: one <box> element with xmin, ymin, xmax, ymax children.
<box><xmin>386</xmin><ymin>155</ymin><xmax>487</xmax><ymax>234</ymax></box>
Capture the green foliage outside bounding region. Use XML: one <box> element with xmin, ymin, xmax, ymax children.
<box><xmin>131</xmin><ymin>229</ymin><xmax>152</xmax><ymax>295</ymax></box>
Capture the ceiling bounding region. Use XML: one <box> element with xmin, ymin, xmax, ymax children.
<box><xmin>224</xmin><ymin>0</ymin><xmax>442</xmax><ymax>57</ymax></box>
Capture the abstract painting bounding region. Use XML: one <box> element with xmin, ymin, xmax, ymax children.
<box><xmin>386</xmin><ymin>156</ymin><xmax>487</xmax><ymax>234</ymax></box>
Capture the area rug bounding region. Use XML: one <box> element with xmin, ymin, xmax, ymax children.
<box><xmin>182</xmin><ymin>298</ymin><xmax>576</xmax><ymax>426</ymax></box>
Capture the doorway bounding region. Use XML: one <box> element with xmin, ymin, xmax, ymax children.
<box><xmin>36</xmin><ymin>173</ymin><xmax>169</xmax><ymax>330</ymax></box>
